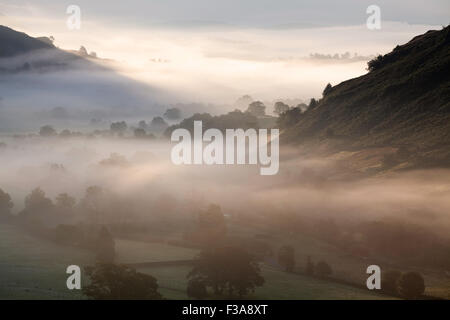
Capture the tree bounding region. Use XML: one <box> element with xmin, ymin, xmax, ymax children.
<box><xmin>381</xmin><ymin>270</ymin><xmax>401</xmax><ymax>294</ymax></box>
<box><xmin>367</xmin><ymin>54</ymin><xmax>384</xmax><ymax>72</ymax></box>
<box><xmin>138</xmin><ymin>120</ymin><xmax>148</xmax><ymax>130</ymax></box>
<box><xmin>397</xmin><ymin>272</ymin><xmax>425</xmax><ymax>299</ymax></box>
<box><xmin>134</xmin><ymin>128</ymin><xmax>146</xmax><ymax>138</ymax></box>
<box><xmin>96</xmin><ymin>226</ymin><xmax>115</xmax><ymax>263</ymax></box>
<box><xmin>99</xmin><ymin>153</ymin><xmax>129</xmax><ymax>167</ymax></box>
<box><xmin>59</xmin><ymin>129</ymin><xmax>72</xmax><ymax>137</ymax></box>
<box><xmin>163</xmin><ymin>107</ymin><xmax>182</xmax><ymax>120</ymax></box>
<box><xmin>315</xmin><ymin>261</ymin><xmax>332</xmax><ymax>277</ymax></box>
<box><xmin>197</xmin><ymin>204</ymin><xmax>227</xmax><ymax>244</ymax></box>
<box><xmin>234</xmin><ymin>95</ymin><xmax>253</xmax><ymax>109</ymax></box>
<box><xmin>150</xmin><ymin>116</ymin><xmax>168</xmax><ymax>131</ymax></box>
<box><xmin>308</xmin><ymin>98</ymin><xmax>318</xmax><ymax>109</ymax></box>
<box><xmin>0</xmin><ymin>188</ymin><xmax>13</xmax><ymax>217</ymax></box>
<box><xmin>110</xmin><ymin>121</ymin><xmax>127</xmax><ymax>136</ymax></box>
<box><xmin>277</xmin><ymin>107</ymin><xmax>302</xmax><ymax>129</ymax></box>
<box><xmin>55</xmin><ymin>193</ymin><xmax>76</xmax><ymax>209</ymax></box>
<box><xmin>305</xmin><ymin>256</ymin><xmax>314</xmax><ymax>275</ymax></box>
<box><xmin>278</xmin><ymin>245</ymin><xmax>295</xmax><ymax>272</ymax></box>
<box><xmin>188</xmin><ymin>246</ymin><xmax>264</xmax><ymax>298</ymax></box>
<box><xmin>82</xmin><ymin>186</ymin><xmax>104</xmax><ymax>210</ymax></box>
<box><xmin>39</xmin><ymin>125</ymin><xmax>57</xmax><ymax>136</ymax></box>
<box><xmin>24</xmin><ymin>187</ymin><xmax>53</xmax><ymax>212</ymax></box>
<box><xmin>322</xmin><ymin>83</ymin><xmax>332</xmax><ymax>97</ymax></box>
<box><xmin>83</xmin><ymin>263</ymin><xmax>162</xmax><ymax>299</ymax></box>
<box><xmin>187</xmin><ymin>279</ymin><xmax>208</xmax><ymax>299</ymax></box>
<box><xmin>273</xmin><ymin>101</ymin><xmax>290</xmax><ymax>115</ymax></box>
<box><xmin>246</xmin><ymin>101</ymin><xmax>266</xmax><ymax>117</ymax></box>
<box><xmin>78</xmin><ymin>46</ymin><xmax>88</xmax><ymax>56</ymax></box>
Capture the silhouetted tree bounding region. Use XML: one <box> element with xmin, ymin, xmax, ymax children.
<box><xmin>59</xmin><ymin>129</ymin><xmax>72</xmax><ymax>137</ymax></box>
<box><xmin>110</xmin><ymin>121</ymin><xmax>127</xmax><ymax>136</ymax></box>
<box><xmin>99</xmin><ymin>153</ymin><xmax>129</xmax><ymax>167</ymax></box>
<box><xmin>278</xmin><ymin>245</ymin><xmax>295</xmax><ymax>272</ymax></box>
<box><xmin>246</xmin><ymin>101</ymin><xmax>266</xmax><ymax>117</ymax></box>
<box><xmin>96</xmin><ymin>226</ymin><xmax>115</xmax><ymax>263</ymax></box>
<box><xmin>78</xmin><ymin>46</ymin><xmax>88</xmax><ymax>56</ymax></box>
<box><xmin>83</xmin><ymin>263</ymin><xmax>162</xmax><ymax>299</ymax></box>
<box><xmin>367</xmin><ymin>54</ymin><xmax>384</xmax><ymax>72</ymax></box>
<box><xmin>188</xmin><ymin>246</ymin><xmax>264</xmax><ymax>298</ymax></box>
<box><xmin>273</xmin><ymin>101</ymin><xmax>290</xmax><ymax>115</ymax></box>
<box><xmin>305</xmin><ymin>256</ymin><xmax>314</xmax><ymax>275</ymax></box>
<box><xmin>381</xmin><ymin>270</ymin><xmax>401</xmax><ymax>294</ymax></box>
<box><xmin>55</xmin><ymin>193</ymin><xmax>76</xmax><ymax>209</ymax></box>
<box><xmin>138</xmin><ymin>120</ymin><xmax>148</xmax><ymax>130</ymax></box>
<box><xmin>39</xmin><ymin>125</ymin><xmax>57</xmax><ymax>136</ymax></box>
<box><xmin>134</xmin><ymin>128</ymin><xmax>146</xmax><ymax>138</ymax></box>
<box><xmin>308</xmin><ymin>98</ymin><xmax>318</xmax><ymax>109</ymax></box>
<box><xmin>397</xmin><ymin>272</ymin><xmax>425</xmax><ymax>299</ymax></box>
<box><xmin>163</xmin><ymin>107</ymin><xmax>182</xmax><ymax>120</ymax></box>
<box><xmin>150</xmin><ymin>116</ymin><xmax>168</xmax><ymax>131</ymax></box>
<box><xmin>197</xmin><ymin>204</ymin><xmax>227</xmax><ymax>245</ymax></box>
<box><xmin>322</xmin><ymin>83</ymin><xmax>332</xmax><ymax>97</ymax></box>
<box><xmin>24</xmin><ymin>187</ymin><xmax>53</xmax><ymax>212</ymax></box>
<box><xmin>187</xmin><ymin>279</ymin><xmax>208</xmax><ymax>299</ymax></box>
<box><xmin>0</xmin><ymin>188</ymin><xmax>13</xmax><ymax>218</ymax></box>
<box><xmin>277</xmin><ymin>106</ymin><xmax>302</xmax><ymax>129</ymax></box>
<box><xmin>235</xmin><ymin>95</ymin><xmax>253</xmax><ymax>109</ymax></box>
<box><xmin>315</xmin><ymin>261</ymin><xmax>332</xmax><ymax>277</ymax></box>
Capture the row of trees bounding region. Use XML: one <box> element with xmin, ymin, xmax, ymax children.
<box><xmin>82</xmin><ymin>245</ymin><xmax>264</xmax><ymax>300</ymax></box>
<box><xmin>237</xmin><ymin>87</ymin><xmax>334</xmax><ymax>118</ymax></box>
<box><xmin>277</xmin><ymin>245</ymin><xmax>333</xmax><ymax>277</ymax></box>
<box><xmin>187</xmin><ymin>246</ymin><xmax>264</xmax><ymax>298</ymax></box>
<box><xmin>276</xmin><ymin>243</ymin><xmax>425</xmax><ymax>299</ymax></box>
<box><xmin>382</xmin><ymin>270</ymin><xmax>425</xmax><ymax>299</ymax></box>
<box><xmin>0</xmin><ymin>187</ymin><xmax>76</xmax><ymax>220</ymax></box>
<box><xmin>37</xmin><ymin>107</ymin><xmax>182</xmax><ymax>139</ymax></box>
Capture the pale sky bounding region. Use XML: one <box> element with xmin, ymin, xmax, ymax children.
<box><xmin>1</xmin><ymin>1</ymin><xmax>448</xmax><ymax>103</ymax></box>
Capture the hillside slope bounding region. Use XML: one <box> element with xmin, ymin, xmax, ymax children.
<box><xmin>283</xmin><ymin>26</ymin><xmax>450</xmax><ymax>168</ymax></box>
<box><xmin>0</xmin><ymin>26</ymin><xmax>168</xmax><ymax>131</ymax></box>
<box><xmin>0</xmin><ymin>25</ymin><xmax>55</xmax><ymax>57</ymax></box>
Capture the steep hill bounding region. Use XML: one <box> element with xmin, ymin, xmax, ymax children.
<box><xmin>0</xmin><ymin>25</ymin><xmax>55</xmax><ymax>57</ymax></box>
<box><xmin>0</xmin><ymin>26</ymin><xmax>167</xmax><ymax>131</ymax></box>
<box><xmin>283</xmin><ymin>26</ymin><xmax>450</xmax><ymax>168</ymax></box>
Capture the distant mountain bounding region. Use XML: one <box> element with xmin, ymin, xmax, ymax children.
<box><xmin>283</xmin><ymin>26</ymin><xmax>450</xmax><ymax>169</ymax></box>
<box><xmin>0</xmin><ymin>25</ymin><xmax>107</xmax><ymax>74</ymax></box>
<box><xmin>0</xmin><ymin>25</ymin><xmax>55</xmax><ymax>57</ymax></box>
<box><xmin>0</xmin><ymin>26</ymin><xmax>168</xmax><ymax>131</ymax></box>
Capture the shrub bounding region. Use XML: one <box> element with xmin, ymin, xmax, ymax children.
<box><xmin>397</xmin><ymin>272</ymin><xmax>425</xmax><ymax>299</ymax></box>
<box><xmin>315</xmin><ymin>261</ymin><xmax>332</xmax><ymax>277</ymax></box>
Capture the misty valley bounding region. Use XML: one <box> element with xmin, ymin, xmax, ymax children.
<box><xmin>0</xmin><ymin>4</ymin><xmax>449</xmax><ymax>304</ymax></box>
<box><xmin>0</xmin><ymin>123</ymin><xmax>450</xmax><ymax>300</ymax></box>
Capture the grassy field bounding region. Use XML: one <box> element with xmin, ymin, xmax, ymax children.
<box><xmin>137</xmin><ymin>264</ymin><xmax>391</xmax><ymax>300</ymax></box>
<box><xmin>0</xmin><ymin>224</ymin><xmax>93</xmax><ymax>299</ymax></box>
<box><xmin>0</xmin><ymin>227</ymin><xmax>199</xmax><ymax>299</ymax></box>
<box><xmin>1</xmin><ymin>223</ymin><xmax>442</xmax><ymax>300</ymax></box>
<box><xmin>115</xmin><ymin>239</ymin><xmax>199</xmax><ymax>263</ymax></box>
<box><xmin>229</xmin><ymin>223</ymin><xmax>450</xmax><ymax>299</ymax></box>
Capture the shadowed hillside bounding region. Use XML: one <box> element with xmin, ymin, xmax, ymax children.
<box><xmin>0</xmin><ymin>26</ymin><xmax>171</xmax><ymax>131</ymax></box>
<box><xmin>0</xmin><ymin>25</ymin><xmax>55</xmax><ymax>57</ymax></box>
<box><xmin>283</xmin><ymin>26</ymin><xmax>450</xmax><ymax>169</ymax></box>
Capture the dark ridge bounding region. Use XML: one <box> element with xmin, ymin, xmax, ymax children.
<box><xmin>282</xmin><ymin>26</ymin><xmax>450</xmax><ymax>168</ymax></box>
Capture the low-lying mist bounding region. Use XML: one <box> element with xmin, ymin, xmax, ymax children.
<box><xmin>1</xmin><ymin>135</ymin><xmax>449</xmax><ymax>237</ymax></box>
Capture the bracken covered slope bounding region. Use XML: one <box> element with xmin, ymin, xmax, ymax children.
<box><xmin>283</xmin><ymin>26</ymin><xmax>450</xmax><ymax>168</ymax></box>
